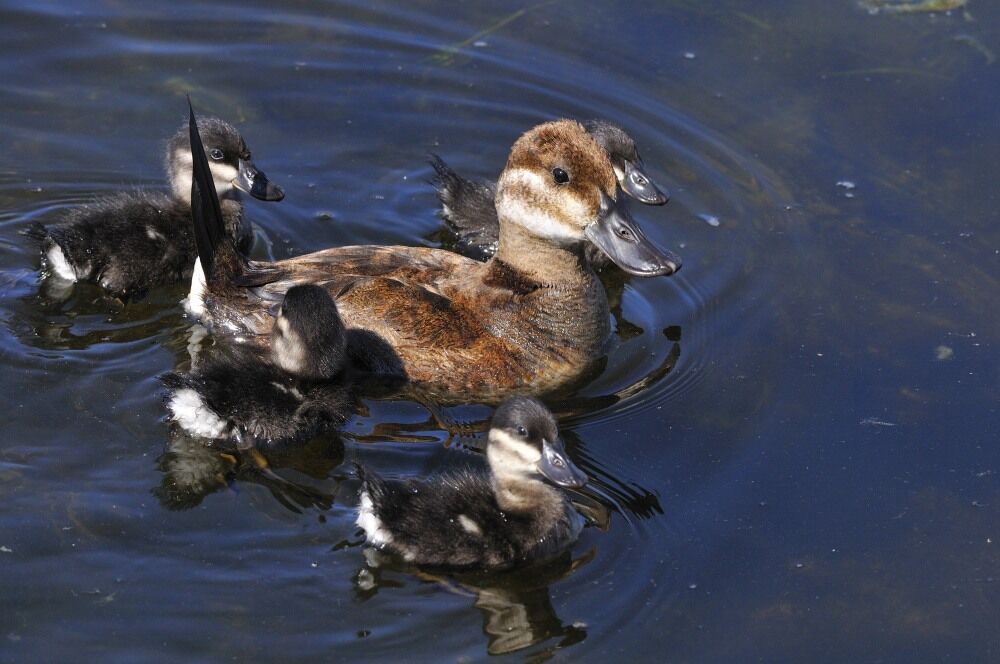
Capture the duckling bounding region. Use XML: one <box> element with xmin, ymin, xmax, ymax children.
<box><xmin>431</xmin><ymin>119</ymin><xmax>668</xmax><ymax>265</ymax></box>
<box><xmin>186</xmin><ymin>104</ymin><xmax>680</xmax><ymax>400</ymax></box>
<box><xmin>162</xmin><ymin>284</ymin><xmax>354</xmax><ymax>447</ymax></box>
<box><xmin>356</xmin><ymin>396</ymin><xmax>588</xmax><ymax>569</ymax></box>
<box><xmin>24</xmin><ymin>116</ymin><xmax>283</xmax><ymax>299</ymax></box>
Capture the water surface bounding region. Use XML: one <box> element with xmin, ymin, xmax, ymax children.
<box><xmin>1</xmin><ymin>0</ymin><xmax>997</xmax><ymax>661</ymax></box>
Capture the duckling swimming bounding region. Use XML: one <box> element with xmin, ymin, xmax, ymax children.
<box><xmin>432</xmin><ymin>119</ymin><xmax>668</xmax><ymax>265</ymax></box>
<box><xmin>24</xmin><ymin>116</ymin><xmax>283</xmax><ymax>299</ymax></box>
<box><xmin>162</xmin><ymin>284</ymin><xmax>354</xmax><ymax>447</ymax></box>
<box><xmin>356</xmin><ymin>396</ymin><xmax>588</xmax><ymax>569</ymax></box>
<box><xmin>186</xmin><ymin>104</ymin><xmax>681</xmax><ymax>400</ymax></box>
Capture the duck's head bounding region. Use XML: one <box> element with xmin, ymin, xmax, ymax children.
<box><xmin>585</xmin><ymin>119</ymin><xmax>668</xmax><ymax>205</ymax></box>
<box><xmin>486</xmin><ymin>396</ymin><xmax>587</xmax><ymax>489</ymax></box>
<box><xmin>496</xmin><ymin>120</ymin><xmax>680</xmax><ymax>277</ymax></box>
<box><xmin>271</xmin><ymin>284</ymin><xmax>346</xmax><ymax>381</ymax></box>
<box><xmin>167</xmin><ymin>117</ymin><xmax>284</xmax><ymax>204</ymax></box>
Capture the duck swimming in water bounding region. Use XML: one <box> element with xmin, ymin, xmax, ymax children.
<box><xmin>24</xmin><ymin>116</ymin><xmax>283</xmax><ymax>299</ymax></box>
<box><xmin>431</xmin><ymin>119</ymin><xmax>668</xmax><ymax>266</ymax></box>
<box><xmin>162</xmin><ymin>284</ymin><xmax>354</xmax><ymax>447</ymax></box>
<box><xmin>186</xmin><ymin>104</ymin><xmax>680</xmax><ymax>400</ymax></box>
<box><xmin>356</xmin><ymin>395</ymin><xmax>588</xmax><ymax>569</ymax></box>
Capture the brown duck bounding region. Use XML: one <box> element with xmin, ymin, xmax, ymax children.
<box><xmin>185</xmin><ymin>105</ymin><xmax>681</xmax><ymax>401</ymax></box>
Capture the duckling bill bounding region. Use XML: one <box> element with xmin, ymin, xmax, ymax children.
<box><xmin>186</xmin><ymin>103</ymin><xmax>681</xmax><ymax>399</ymax></box>
<box><xmin>24</xmin><ymin>115</ymin><xmax>283</xmax><ymax>299</ymax></box>
<box><xmin>356</xmin><ymin>396</ymin><xmax>588</xmax><ymax>570</ymax></box>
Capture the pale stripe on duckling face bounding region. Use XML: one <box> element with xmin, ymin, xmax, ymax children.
<box><xmin>495</xmin><ymin>168</ymin><xmax>591</xmax><ymax>243</ymax></box>
<box><xmin>169</xmin><ymin>151</ymin><xmax>237</xmax><ymax>201</ymax></box>
<box><xmin>487</xmin><ymin>429</ymin><xmax>543</xmax><ymax>479</ymax></box>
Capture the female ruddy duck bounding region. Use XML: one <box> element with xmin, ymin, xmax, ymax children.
<box><xmin>186</xmin><ymin>105</ymin><xmax>680</xmax><ymax>399</ymax></box>
<box><xmin>431</xmin><ymin>119</ymin><xmax>668</xmax><ymax>265</ymax></box>
<box><xmin>356</xmin><ymin>396</ymin><xmax>588</xmax><ymax>569</ymax></box>
<box><xmin>24</xmin><ymin>116</ymin><xmax>283</xmax><ymax>299</ymax></box>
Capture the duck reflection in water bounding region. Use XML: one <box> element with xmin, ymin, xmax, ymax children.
<box><xmin>354</xmin><ymin>548</ymin><xmax>593</xmax><ymax>656</ymax></box>
<box><xmin>153</xmin><ymin>428</ymin><xmax>344</xmax><ymax>513</ymax></box>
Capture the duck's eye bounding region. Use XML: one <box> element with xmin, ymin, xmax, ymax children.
<box><xmin>209</xmin><ymin>148</ymin><xmax>224</xmax><ymax>161</ymax></box>
<box><xmin>552</xmin><ymin>167</ymin><xmax>569</xmax><ymax>185</ymax></box>
<box><xmin>517</xmin><ymin>426</ymin><xmax>528</xmax><ymax>437</ymax></box>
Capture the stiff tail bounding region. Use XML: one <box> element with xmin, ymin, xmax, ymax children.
<box><xmin>188</xmin><ymin>98</ymin><xmax>248</xmax><ymax>287</ymax></box>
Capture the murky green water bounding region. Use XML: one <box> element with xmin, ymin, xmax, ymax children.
<box><xmin>0</xmin><ymin>0</ymin><xmax>997</xmax><ymax>660</ymax></box>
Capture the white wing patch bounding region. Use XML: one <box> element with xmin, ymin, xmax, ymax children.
<box><xmin>457</xmin><ymin>514</ymin><xmax>482</xmax><ymax>536</ymax></box>
<box><xmin>357</xmin><ymin>491</ymin><xmax>393</xmax><ymax>546</ymax></box>
<box><xmin>166</xmin><ymin>388</ymin><xmax>229</xmax><ymax>439</ymax></box>
<box><xmin>46</xmin><ymin>245</ymin><xmax>77</xmax><ymax>281</ymax></box>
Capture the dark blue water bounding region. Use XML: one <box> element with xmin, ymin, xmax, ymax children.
<box><xmin>1</xmin><ymin>1</ymin><xmax>997</xmax><ymax>661</ymax></box>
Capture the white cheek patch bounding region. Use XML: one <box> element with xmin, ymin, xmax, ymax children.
<box><xmin>496</xmin><ymin>169</ymin><xmax>589</xmax><ymax>243</ymax></box>
<box><xmin>357</xmin><ymin>491</ymin><xmax>393</xmax><ymax>546</ymax></box>
<box><xmin>272</xmin><ymin>323</ymin><xmax>307</xmax><ymax>375</ymax></box>
<box><xmin>488</xmin><ymin>429</ymin><xmax>542</xmax><ymax>477</ymax></box>
<box><xmin>170</xmin><ymin>151</ymin><xmax>237</xmax><ymax>198</ymax></box>
<box><xmin>167</xmin><ymin>388</ymin><xmax>229</xmax><ymax>439</ymax></box>
<box><xmin>209</xmin><ymin>163</ymin><xmax>239</xmax><ymax>196</ymax></box>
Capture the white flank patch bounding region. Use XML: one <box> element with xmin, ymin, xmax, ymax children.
<box><xmin>167</xmin><ymin>388</ymin><xmax>228</xmax><ymax>439</ymax></box>
<box><xmin>496</xmin><ymin>168</ymin><xmax>589</xmax><ymax>243</ymax></box>
<box><xmin>46</xmin><ymin>245</ymin><xmax>77</xmax><ymax>281</ymax></box>
<box><xmin>457</xmin><ymin>514</ymin><xmax>482</xmax><ymax>536</ymax></box>
<box><xmin>145</xmin><ymin>226</ymin><xmax>165</xmax><ymax>241</ymax></box>
<box><xmin>357</xmin><ymin>491</ymin><xmax>393</xmax><ymax>546</ymax></box>
<box><xmin>184</xmin><ymin>257</ymin><xmax>206</xmax><ymax>317</ymax></box>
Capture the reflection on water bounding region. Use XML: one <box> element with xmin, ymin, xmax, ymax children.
<box><xmin>1</xmin><ymin>0</ymin><xmax>998</xmax><ymax>660</ymax></box>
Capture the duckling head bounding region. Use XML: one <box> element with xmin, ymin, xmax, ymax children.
<box><xmin>584</xmin><ymin>119</ymin><xmax>668</xmax><ymax>205</ymax></box>
<box><xmin>495</xmin><ymin>120</ymin><xmax>679</xmax><ymax>277</ymax></box>
<box><xmin>486</xmin><ymin>396</ymin><xmax>587</xmax><ymax>489</ymax></box>
<box><xmin>166</xmin><ymin>117</ymin><xmax>284</xmax><ymax>204</ymax></box>
<box><xmin>271</xmin><ymin>284</ymin><xmax>347</xmax><ymax>381</ymax></box>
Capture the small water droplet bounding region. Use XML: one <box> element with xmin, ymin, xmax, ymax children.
<box><xmin>683</xmin><ymin>51</ymin><xmax>696</xmax><ymax>59</ymax></box>
<box><xmin>697</xmin><ymin>213</ymin><xmax>720</xmax><ymax>227</ymax></box>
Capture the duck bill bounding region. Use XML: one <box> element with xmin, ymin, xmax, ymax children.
<box><xmin>234</xmin><ymin>158</ymin><xmax>284</xmax><ymax>201</ymax></box>
<box><xmin>585</xmin><ymin>192</ymin><xmax>681</xmax><ymax>276</ymax></box>
<box><xmin>623</xmin><ymin>159</ymin><xmax>668</xmax><ymax>205</ymax></box>
<box><xmin>539</xmin><ymin>438</ymin><xmax>588</xmax><ymax>489</ymax></box>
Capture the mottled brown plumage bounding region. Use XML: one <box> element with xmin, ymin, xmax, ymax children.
<box><xmin>190</xmin><ymin>120</ymin><xmax>678</xmax><ymax>401</ymax></box>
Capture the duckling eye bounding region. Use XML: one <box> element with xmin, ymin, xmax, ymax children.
<box><xmin>617</xmin><ymin>226</ymin><xmax>633</xmax><ymax>241</ymax></box>
<box><xmin>209</xmin><ymin>148</ymin><xmax>224</xmax><ymax>161</ymax></box>
<box><xmin>552</xmin><ymin>457</ymin><xmax>564</xmax><ymax>468</ymax></box>
<box><xmin>517</xmin><ymin>426</ymin><xmax>527</xmax><ymax>437</ymax></box>
<box><xmin>552</xmin><ymin>167</ymin><xmax>569</xmax><ymax>185</ymax></box>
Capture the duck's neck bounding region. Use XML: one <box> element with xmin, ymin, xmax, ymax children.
<box><xmin>492</xmin><ymin>220</ymin><xmax>593</xmax><ymax>288</ymax></box>
<box><xmin>491</xmin><ymin>470</ymin><xmax>562</xmax><ymax>516</ymax></box>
